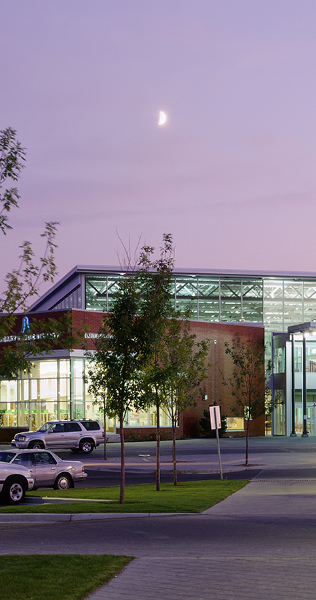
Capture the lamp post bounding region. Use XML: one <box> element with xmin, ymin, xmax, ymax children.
<box><xmin>290</xmin><ymin>333</ymin><xmax>297</xmax><ymax>436</ymax></box>
<box><xmin>302</xmin><ymin>333</ymin><xmax>308</xmax><ymax>437</ymax></box>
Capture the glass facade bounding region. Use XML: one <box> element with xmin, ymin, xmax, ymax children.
<box><xmin>264</xmin><ymin>280</ymin><xmax>316</xmax><ymax>332</ymax></box>
<box><xmin>80</xmin><ymin>273</ymin><xmax>316</xmax><ymax>331</ymax></box>
<box><xmin>85</xmin><ymin>274</ymin><xmax>264</xmax><ymax>323</ymax></box>
<box><xmin>85</xmin><ymin>274</ymin><xmax>124</xmax><ymax>312</ymax></box>
<box><xmin>175</xmin><ymin>276</ymin><xmax>198</xmax><ymax>319</ymax></box>
<box><xmin>124</xmin><ymin>407</ymin><xmax>171</xmax><ymax>428</ymax></box>
<box><xmin>0</xmin><ymin>357</ymin><xmax>171</xmax><ymax>432</ymax></box>
<box><xmin>10</xmin><ymin>268</ymin><xmax>316</xmax><ymax>437</ymax></box>
<box><xmin>271</xmin><ymin>333</ymin><xmax>316</xmax><ymax>437</ymax></box>
<box><xmin>82</xmin><ymin>272</ymin><xmax>316</xmax><ymax>438</ymax></box>
<box><xmin>85</xmin><ymin>273</ymin><xmax>316</xmax><ymax>328</ymax></box>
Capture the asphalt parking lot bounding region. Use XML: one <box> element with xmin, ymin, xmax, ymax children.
<box><xmin>3</xmin><ymin>435</ymin><xmax>316</xmax><ymax>490</ymax></box>
<box><xmin>2</xmin><ymin>436</ymin><xmax>316</xmax><ymax>599</ymax></box>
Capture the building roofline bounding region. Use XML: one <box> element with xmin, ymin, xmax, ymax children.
<box><xmin>72</xmin><ymin>264</ymin><xmax>316</xmax><ymax>278</ymax></box>
<box><xmin>30</xmin><ymin>264</ymin><xmax>316</xmax><ymax>311</ymax></box>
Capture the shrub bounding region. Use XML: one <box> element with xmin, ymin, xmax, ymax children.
<box><xmin>199</xmin><ymin>409</ymin><xmax>227</xmax><ymax>438</ymax></box>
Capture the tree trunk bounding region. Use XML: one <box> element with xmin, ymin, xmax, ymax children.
<box><xmin>156</xmin><ymin>398</ymin><xmax>161</xmax><ymax>492</ymax></box>
<box><xmin>172</xmin><ymin>422</ymin><xmax>177</xmax><ymax>486</ymax></box>
<box><xmin>119</xmin><ymin>412</ymin><xmax>125</xmax><ymax>504</ymax></box>
<box><xmin>245</xmin><ymin>419</ymin><xmax>250</xmax><ymax>467</ymax></box>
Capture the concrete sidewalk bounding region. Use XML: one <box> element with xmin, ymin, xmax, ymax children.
<box><xmin>85</xmin><ymin>470</ymin><xmax>316</xmax><ymax>600</ymax></box>
<box><xmin>3</xmin><ymin>438</ymin><xmax>316</xmax><ymax>599</ymax></box>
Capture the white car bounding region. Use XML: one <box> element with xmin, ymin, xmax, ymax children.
<box><xmin>0</xmin><ymin>449</ymin><xmax>87</xmax><ymax>490</ymax></box>
<box><xmin>0</xmin><ymin>462</ymin><xmax>34</xmax><ymax>504</ymax></box>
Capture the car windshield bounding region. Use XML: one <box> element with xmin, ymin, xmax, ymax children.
<box><xmin>38</xmin><ymin>422</ymin><xmax>53</xmax><ymax>432</ymax></box>
<box><xmin>0</xmin><ymin>452</ymin><xmax>16</xmax><ymax>463</ymax></box>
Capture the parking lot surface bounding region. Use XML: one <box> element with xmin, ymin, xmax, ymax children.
<box><xmin>2</xmin><ymin>436</ymin><xmax>316</xmax><ymax>599</ymax></box>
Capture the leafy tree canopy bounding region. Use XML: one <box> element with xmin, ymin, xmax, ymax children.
<box><xmin>0</xmin><ymin>128</ymin><xmax>75</xmax><ymax>379</ymax></box>
<box><xmin>0</xmin><ymin>127</ymin><xmax>26</xmax><ymax>235</ymax></box>
<box><xmin>86</xmin><ymin>234</ymin><xmax>175</xmax><ymax>502</ymax></box>
<box><xmin>223</xmin><ymin>333</ymin><xmax>272</xmax><ymax>465</ymax></box>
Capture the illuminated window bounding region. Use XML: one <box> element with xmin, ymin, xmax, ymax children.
<box><xmin>226</xmin><ymin>417</ymin><xmax>244</xmax><ymax>431</ymax></box>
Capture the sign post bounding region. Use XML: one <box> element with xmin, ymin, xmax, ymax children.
<box><xmin>209</xmin><ymin>405</ymin><xmax>223</xmax><ymax>480</ymax></box>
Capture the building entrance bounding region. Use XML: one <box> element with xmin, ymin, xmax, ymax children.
<box><xmin>306</xmin><ymin>404</ymin><xmax>316</xmax><ymax>435</ymax></box>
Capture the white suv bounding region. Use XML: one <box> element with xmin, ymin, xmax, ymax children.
<box><xmin>12</xmin><ymin>420</ymin><xmax>104</xmax><ymax>454</ymax></box>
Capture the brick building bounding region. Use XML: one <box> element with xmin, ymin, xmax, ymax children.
<box><xmin>0</xmin><ymin>303</ymin><xmax>264</xmax><ymax>439</ymax></box>
<box><xmin>5</xmin><ymin>263</ymin><xmax>316</xmax><ymax>438</ymax></box>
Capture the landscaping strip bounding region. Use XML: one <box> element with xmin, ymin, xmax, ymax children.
<box><xmin>0</xmin><ymin>554</ymin><xmax>134</xmax><ymax>600</ymax></box>
<box><xmin>0</xmin><ymin>480</ymin><xmax>248</xmax><ymax>513</ymax></box>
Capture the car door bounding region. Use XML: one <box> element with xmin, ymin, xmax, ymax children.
<box><xmin>32</xmin><ymin>451</ymin><xmax>58</xmax><ymax>487</ymax></box>
<box><xmin>63</xmin><ymin>422</ymin><xmax>82</xmax><ymax>447</ymax></box>
<box><xmin>46</xmin><ymin>423</ymin><xmax>66</xmax><ymax>448</ymax></box>
<box><xmin>11</xmin><ymin>452</ymin><xmax>36</xmax><ymax>482</ymax></box>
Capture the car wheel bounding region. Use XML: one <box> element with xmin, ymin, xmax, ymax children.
<box><xmin>80</xmin><ymin>440</ymin><xmax>94</xmax><ymax>454</ymax></box>
<box><xmin>3</xmin><ymin>478</ymin><xmax>26</xmax><ymax>504</ymax></box>
<box><xmin>54</xmin><ymin>474</ymin><xmax>72</xmax><ymax>490</ymax></box>
<box><xmin>29</xmin><ymin>441</ymin><xmax>44</xmax><ymax>449</ymax></box>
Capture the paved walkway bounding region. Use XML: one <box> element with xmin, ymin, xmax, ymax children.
<box><xmin>89</xmin><ymin>556</ymin><xmax>316</xmax><ymax>600</ymax></box>
<box><xmin>83</xmin><ymin>472</ymin><xmax>316</xmax><ymax>599</ymax></box>
<box><xmin>3</xmin><ymin>438</ymin><xmax>316</xmax><ymax>599</ymax></box>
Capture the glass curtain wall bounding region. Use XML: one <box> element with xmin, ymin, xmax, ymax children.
<box><xmin>85</xmin><ymin>274</ymin><xmax>263</xmax><ymax>323</ymax></box>
<box><xmin>198</xmin><ymin>278</ymin><xmax>219</xmax><ymax>321</ymax></box>
<box><xmin>264</xmin><ymin>280</ymin><xmax>316</xmax><ymax>332</ymax></box>
<box><xmin>85</xmin><ymin>274</ymin><xmax>127</xmax><ymax>312</ymax></box>
<box><xmin>0</xmin><ymin>357</ymin><xmax>173</xmax><ymax>431</ymax></box>
<box><xmin>272</xmin><ymin>335</ymin><xmax>316</xmax><ymax>436</ymax></box>
<box><xmin>304</xmin><ymin>282</ymin><xmax>316</xmax><ymax>322</ymax></box>
<box><xmin>220</xmin><ymin>280</ymin><xmax>241</xmax><ymax>322</ymax></box>
<box><xmin>0</xmin><ymin>358</ymin><xmax>101</xmax><ymax>430</ymax></box>
<box><xmin>175</xmin><ymin>276</ymin><xmax>198</xmax><ymax>318</ymax></box>
<box><xmin>61</xmin><ymin>273</ymin><xmax>316</xmax><ymax>329</ymax></box>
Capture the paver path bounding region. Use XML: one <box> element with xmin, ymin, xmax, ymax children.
<box><xmin>86</xmin><ymin>477</ymin><xmax>316</xmax><ymax>599</ymax></box>
<box><xmin>90</xmin><ymin>556</ymin><xmax>316</xmax><ymax>600</ymax></box>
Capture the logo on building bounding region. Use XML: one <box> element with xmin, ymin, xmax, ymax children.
<box><xmin>21</xmin><ymin>316</ymin><xmax>30</xmax><ymax>334</ymax></box>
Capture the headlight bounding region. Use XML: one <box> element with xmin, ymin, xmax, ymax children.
<box><xmin>16</xmin><ymin>435</ymin><xmax>26</xmax><ymax>441</ymax></box>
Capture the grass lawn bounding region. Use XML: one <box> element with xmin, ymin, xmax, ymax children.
<box><xmin>0</xmin><ymin>480</ymin><xmax>248</xmax><ymax>513</ymax></box>
<box><xmin>0</xmin><ymin>554</ymin><xmax>133</xmax><ymax>600</ymax></box>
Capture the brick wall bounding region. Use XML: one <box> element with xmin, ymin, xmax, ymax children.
<box><xmin>182</xmin><ymin>321</ymin><xmax>265</xmax><ymax>437</ymax></box>
<box><xmin>3</xmin><ymin>310</ymin><xmax>265</xmax><ymax>439</ymax></box>
<box><xmin>69</xmin><ymin>312</ymin><xmax>266</xmax><ymax>438</ymax></box>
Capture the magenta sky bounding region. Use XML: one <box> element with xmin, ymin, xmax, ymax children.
<box><xmin>2</xmin><ymin>1</ymin><xmax>316</xmax><ymax>291</ymax></box>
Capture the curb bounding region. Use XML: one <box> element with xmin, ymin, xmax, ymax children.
<box><xmin>0</xmin><ymin>512</ymin><xmax>193</xmax><ymax>523</ymax></box>
<box><xmin>84</xmin><ymin>465</ymin><xmax>262</xmax><ymax>474</ymax></box>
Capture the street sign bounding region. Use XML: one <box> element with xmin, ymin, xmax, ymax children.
<box><xmin>209</xmin><ymin>405</ymin><xmax>223</xmax><ymax>480</ymax></box>
<box><xmin>209</xmin><ymin>405</ymin><xmax>221</xmax><ymax>430</ymax></box>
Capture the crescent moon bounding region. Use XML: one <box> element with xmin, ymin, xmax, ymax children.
<box><xmin>158</xmin><ymin>111</ymin><xmax>167</xmax><ymax>126</ymax></box>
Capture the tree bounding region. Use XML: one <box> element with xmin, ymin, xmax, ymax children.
<box><xmin>0</xmin><ymin>127</ymin><xmax>26</xmax><ymax>235</ymax></box>
<box><xmin>85</xmin><ymin>359</ymin><xmax>108</xmax><ymax>461</ymax></box>
<box><xmin>141</xmin><ymin>316</ymin><xmax>210</xmax><ymax>486</ymax></box>
<box><xmin>86</xmin><ymin>234</ymin><xmax>174</xmax><ymax>504</ymax></box>
<box><xmin>223</xmin><ymin>334</ymin><xmax>272</xmax><ymax>466</ymax></box>
<box><xmin>138</xmin><ymin>324</ymin><xmax>173</xmax><ymax>492</ymax></box>
<box><xmin>0</xmin><ymin>128</ymin><xmax>74</xmax><ymax>379</ymax></box>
